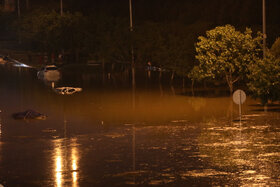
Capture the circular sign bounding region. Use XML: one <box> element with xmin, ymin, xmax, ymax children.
<box><xmin>233</xmin><ymin>89</ymin><xmax>246</xmax><ymax>105</ymax></box>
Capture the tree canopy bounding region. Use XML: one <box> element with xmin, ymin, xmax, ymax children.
<box><xmin>270</xmin><ymin>37</ymin><xmax>280</xmax><ymax>59</ymax></box>
<box><xmin>20</xmin><ymin>10</ymin><xmax>86</xmax><ymax>56</ymax></box>
<box><xmin>191</xmin><ymin>24</ymin><xmax>262</xmax><ymax>93</ymax></box>
<box><xmin>247</xmin><ymin>52</ymin><xmax>280</xmax><ymax>104</ymax></box>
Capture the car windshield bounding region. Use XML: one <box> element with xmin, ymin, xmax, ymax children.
<box><xmin>46</xmin><ymin>67</ymin><xmax>57</xmax><ymax>70</ymax></box>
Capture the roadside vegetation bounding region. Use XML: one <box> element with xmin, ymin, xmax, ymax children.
<box><xmin>1</xmin><ymin>1</ymin><xmax>280</xmax><ymax>104</ymax></box>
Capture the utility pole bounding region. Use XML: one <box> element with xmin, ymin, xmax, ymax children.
<box><xmin>129</xmin><ymin>0</ymin><xmax>136</xmax><ymax>109</ymax></box>
<box><xmin>26</xmin><ymin>0</ymin><xmax>29</xmax><ymax>9</ymax></box>
<box><xmin>262</xmin><ymin>0</ymin><xmax>266</xmax><ymax>58</ymax></box>
<box><xmin>60</xmin><ymin>0</ymin><xmax>63</xmax><ymax>16</ymax></box>
<box><xmin>17</xmin><ymin>0</ymin><xmax>20</xmax><ymax>18</ymax></box>
<box><xmin>17</xmin><ymin>0</ymin><xmax>21</xmax><ymax>44</ymax></box>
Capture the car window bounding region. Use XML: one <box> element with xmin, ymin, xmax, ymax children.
<box><xmin>46</xmin><ymin>67</ymin><xmax>58</xmax><ymax>70</ymax></box>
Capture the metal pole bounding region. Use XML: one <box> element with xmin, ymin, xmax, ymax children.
<box><xmin>60</xmin><ymin>0</ymin><xmax>63</xmax><ymax>16</ymax></box>
<box><xmin>129</xmin><ymin>0</ymin><xmax>135</xmax><ymax>109</ymax></box>
<box><xmin>262</xmin><ymin>0</ymin><xmax>266</xmax><ymax>58</ymax></box>
<box><xmin>129</xmin><ymin>0</ymin><xmax>133</xmax><ymax>32</ymax></box>
<box><xmin>17</xmin><ymin>0</ymin><xmax>20</xmax><ymax>18</ymax></box>
<box><xmin>239</xmin><ymin>91</ymin><xmax>242</xmax><ymax>121</ymax></box>
<box><xmin>26</xmin><ymin>0</ymin><xmax>29</xmax><ymax>9</ymax></box>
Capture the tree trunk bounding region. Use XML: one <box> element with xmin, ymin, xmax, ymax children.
<box><xmin>102</xmin><ymin>59</ymin><xmax>105</xmax><ymax>85</ymax></box>
<box><xmin>75</xmin><ymin>49</ymin><xmax>79</xmax><ymax>63</ymax></box>
<box><xmin>191</xmin><ymin>79</ymin><xmax>195</xmax><ymax>96</ymax></box>
<box><xmin>26</xmin><ymin>0</ymin><xmax>29</xmax><ymax>9</ymax></box>
<box><xmin>182</xmin><ymin>77</ymin><xmax>185</xmax><ymax>94</ymax></box>
<box><xmin>159</xmin><ymin>69</ymin><xmax>162</xmax><ymax>81</ymax></box>
<box><xmin>170</xmin><ymin>70</ymin><xmax>175</xmax><ymax>84</ymax></box>
<box><xmin>170</xmin><ymin>85</ymin><xmax>175</xmax><ymax>95</ymax></box>
<box><xmin>229</xmin><ymin>82</ymin><xmax>233</xmax><ymax>94</ymax></box>
<box><xmin>225</xmin><ymin>73</ymin><xmax>233</xmax><ymax>94</ymax></box>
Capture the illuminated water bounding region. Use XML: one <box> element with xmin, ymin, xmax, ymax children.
<box><xmin>0</xmin><ymin>65</ymin><xmax>279</xmax><ymax>186</ymax></box>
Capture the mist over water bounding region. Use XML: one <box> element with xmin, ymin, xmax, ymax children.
<box><xmin>0</xmin><ymin>65</ymin><xmax>279</xmax><ymax>186</ymax></box>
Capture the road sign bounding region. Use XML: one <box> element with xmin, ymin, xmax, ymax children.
<box><xmin>233</xmin><ymin>89</ymin><xmax>246</xmax><ymax>105</ymax></box>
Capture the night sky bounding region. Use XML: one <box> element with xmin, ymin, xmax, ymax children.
<box><xmin>29</xmin><ymin>0</ymin><xmax>280</xmax><ymax>25</ymax></box>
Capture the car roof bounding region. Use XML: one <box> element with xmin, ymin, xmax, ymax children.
<box><xmin>45</xmin><ymin>65</ymin><xmax>57</xmax><ymax>68</ymax></box>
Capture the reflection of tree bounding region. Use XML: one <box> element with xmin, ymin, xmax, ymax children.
<box><xmin>197</xmin><ymin>120</ymin><xmax>280</xmax><ymax>185</ymax></box>
<box><xmin>187</xmin><ymin>97</ymin><xmax>206</xmax><ymax>112</ymax></box>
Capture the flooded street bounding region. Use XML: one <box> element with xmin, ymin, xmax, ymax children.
<box><xmin>0</xmin><ymin>65</ymin><xmax>279</xmax><ymax>186</ymax></box>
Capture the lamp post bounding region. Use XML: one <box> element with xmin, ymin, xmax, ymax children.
<box><xmin>129</xmin><ymin>0</ymin><xmax>135</xmax><ymax>109</ymax></box>
<box><xmin>60</xmin><ymin>0</ymin><xmax>63</xmax><ymax>16</ymax></box>
<box><xmin>262</xmin><ymin>0</ymin><xmax>266</xmax><ymax>58</ymax></box>
<box><xmin>17</xmin><ymin>0</ymin><xmax>20</xmax><ymax>18</ymax></box>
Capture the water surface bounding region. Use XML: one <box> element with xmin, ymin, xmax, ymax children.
<box><xmin>0</xmin><ymin>65</ymin><xmax>279</xmax><ymax>186</ymax></box>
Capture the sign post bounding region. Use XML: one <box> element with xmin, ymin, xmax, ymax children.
<box><xmin>233</xmin><ymin>89</ymin><xmax>246</xmax><ymax>120</ymax></box>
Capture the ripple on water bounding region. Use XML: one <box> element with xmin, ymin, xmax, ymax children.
<box><xmin>258</xmin><ymin>152</ymin><xmax>280</xmax><ymax>158</ymax></box>
<box><xmin>181</xmin><ymin>169</ymin><xmax>230</xmax><ymax>177</ymax></box>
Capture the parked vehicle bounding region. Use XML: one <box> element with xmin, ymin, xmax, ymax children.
<box><xmin>12</xmin><ymin>109</ymin><xmax>47</xmax><ymax>120</ymax></box>
<box><xmin>54</xmin><ymin>87</ymin><xmax>82</xmax><ymax>95</ymax></box>
<box><xmin>37</xmin><ymin>65</ymin><xmax>60</xmax><ymax>82</ymax></box>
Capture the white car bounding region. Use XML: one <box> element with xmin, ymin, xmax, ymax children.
<box><xmin>54</xmin><ymin>87</ymin><xmax>82</xmax><ymax>95</ymax></box>
<box><xmin>37</xmin><ymin>65</ymin><xmax>60</xmax><ymax>82</ymax></box>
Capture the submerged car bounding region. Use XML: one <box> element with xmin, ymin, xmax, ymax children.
<box><xmin>54</xmin><ymin>87</ymin><xmax>82</xmax><ymax>95</ymax></box>
<box><xmin>12</xmin><ymin>109</ymin><xmax>47</xmax><ymax>120</ymax></box>
<box><xmin>37</xmin><ymin>65</ymin><xmax>60</xmax><ymax>82</ymax></box>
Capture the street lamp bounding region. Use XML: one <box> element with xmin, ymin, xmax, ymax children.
<box><xmin>17</xmin><ymin>0</ymin><xmax>20</xmax><ymax>18</ymax></box>
<box><xmin>60</xmin><ymin>0</ymin><xmax>63</xmax><ymax>16</ymax></box>
<box><xmin>262</xmin><ymin>0</ymin><xmax>266</xmax><ymax>58</ymax></box>
<box><xmin>129</xmin><ymin>0</ymin><xmax>135</xmax><ymax>109</ymax></box>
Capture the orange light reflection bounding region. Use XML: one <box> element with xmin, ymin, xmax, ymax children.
<box><xmin>54</xmin><ymin>141</ymin><xmax>63</xmax><ymax>187</ymax></box>
<box><xmin>53</xmin><ymin>138</ymin><xmax>79</xmax><ymax>187</ymax></box>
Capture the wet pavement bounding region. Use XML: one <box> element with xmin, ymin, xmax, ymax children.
<box><xmin>0</xmin><ymin>65</ymin><xmax>279</xmax><ymax>186</ymax></box>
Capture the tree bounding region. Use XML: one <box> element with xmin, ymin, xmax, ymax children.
<box><xmin>87</xmin><ymin>14</ymin><xmax>131</xmax><ymax>65</ymax></box>
<box><xmin>191</xmin><ymin>24</ymin><xmax>262</xmax><ymax>93</ymax></box>
<box><xmin>20</xmin><ymin>10</ymin><xmax>87</xmax><ymax>60</ymax></box>
<box><xmin>247</xmin><ymin>52</ymin><xmax>280</xmax><ymax>105</ymax></box>
<box><xmin>134</xmin><ymin>22</ymin><xmax>198</xmax><ymax>82</ymax></box>
<box><xmin>270</xmin><ymin>37</ymin><xmax>280</xmax><ymax>59</ymax></box>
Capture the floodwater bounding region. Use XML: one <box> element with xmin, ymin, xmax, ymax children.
<box><xmin>0</xmin><ymin>64</ymin><xmax>279</xmax><ymax>186</ymax></box>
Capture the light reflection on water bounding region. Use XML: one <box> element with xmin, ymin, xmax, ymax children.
<box><xmin>197</xmin><ymin>116</ymin><xmax>280</xmax><ymax>186</ymax></box>
<box><xmin>53</xmin><ymin>138</ymin><xmax>79</xmax><ymax>187</ymax></box>
<box><xmin>0</xmin><ymin>114</ymin><xmax>2</xmax><ymax>139</ymax></box>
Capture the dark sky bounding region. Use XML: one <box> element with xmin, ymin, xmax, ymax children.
<box><xmin>25</xmin><ymin>0</ymin><xmax>280</xmax><ymax>42</ymax></box>
<box><xmin>30</xmin><ymin>0</ymin><xmax>280</xmax><ymax>26</ymax></box>
<box><xmin>63</xmin><ymin>0</ymin><xmax>280</xmax><ymax>25</ymax></box>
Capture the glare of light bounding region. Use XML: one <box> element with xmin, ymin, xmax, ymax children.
<box><xmin>0</xmin><ymin>115</ymin><xmax>2</xmax><ymax>142</ymax></box>
<box><xmin>56</xmin><ymin>169</ymin><xmax>62</xmax><ymax>187</ymax></box>
<box><xmin>13</xmin><ymin>64</ymin><xmax>30</xmax><ymax>68</ymax></box>
<box><xmin>54</xmin><ymin>142</ymin><xmax>63</xmax><ymax>187</ymax></box>
<box><xmin>71</xmin><ymin>141</ymin><xmax>78</xmax><ymax>186</ymax></box>
<box><xmin>53</xmin><ymin>138</ymin><xmax>79</xmax><ymax>187</ymax></box>
<box><xmin>56</xmin><ymin>156</ymin><xmax>62</xmax><ymax>172</ymax></box>
<box><xmin>12</xmin><ymin>62</ymin><xmax>32</xmax><ymax>68</ymax></box>
<box><xmin>0</xmin><ymin>125</ymin><xmax>1</xmax><ymax>136</ymax></box>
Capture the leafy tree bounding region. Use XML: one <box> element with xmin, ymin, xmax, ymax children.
<box><xmin>247</xmin><ymin>52</ymin><xmax>280</xmax><ymax>104</ymax></box>
<box><xmin>86</xmin><ymin>13</ymin><xmax>131</xmax><ymax>65</ymax></box>
<box><xmin>134</xmin><ymin>22</ymin><xmax>198</xmax><ymax>81</ymax></box>
<box><xmin>270</xmin><ymin>37</ymin><xmax>280</xmax><ymax>59</ymax></box>
<box><xmin>20</xmin><ymin>10</ymin><xmax>87</xmax><ymax>60</ymax></box>
<box><xmin>191</xmin><ymin>24</ymin><xmax>262</xmax><ymax>93</ymax></box>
